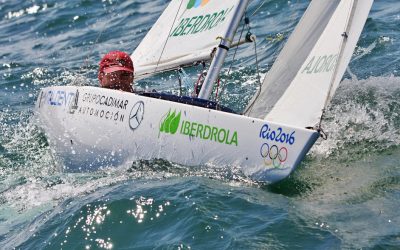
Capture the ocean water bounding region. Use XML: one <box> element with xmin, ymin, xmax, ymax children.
<box><xmin>1</xmin><ymin>0</ymin><xmax>400</xmax><ymax>249</ymax></box>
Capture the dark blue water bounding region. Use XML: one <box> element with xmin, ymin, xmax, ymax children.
<box><xmin>1</xmin><ymin>0</ymin><xmax>400</xmax><ymax>249</ymax></box>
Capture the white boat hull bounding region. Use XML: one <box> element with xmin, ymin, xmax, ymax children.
<box><xmin>35</xmin><ymin>86</ymin><xmax>319</xmax><ymax>183</ymax></box>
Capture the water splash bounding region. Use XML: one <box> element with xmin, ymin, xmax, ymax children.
<box><xmin>4</xmin><ymin>4</ymin><xmax>48</xmax><ymax>20</ymax></box>
<box><xmin>312</xmin><ymin>75</ymin><xmax>400</xmax><ymax>158</ymax></box>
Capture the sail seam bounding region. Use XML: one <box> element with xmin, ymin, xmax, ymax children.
<box><xmin>154</xmin><ymin>0</ymin><xmax>186</xmax><ymax>74</ymax></box>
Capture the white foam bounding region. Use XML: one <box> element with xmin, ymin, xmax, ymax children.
<box><xmin>312</xmin><ymin>75</ymin><xmax>400</xmax><ymax>156</ymax></box>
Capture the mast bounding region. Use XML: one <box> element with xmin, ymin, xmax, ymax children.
<box><xmin>198</xmin><ymin>0</ymin><xmax>250</xmax><ymax>100</ymax></box>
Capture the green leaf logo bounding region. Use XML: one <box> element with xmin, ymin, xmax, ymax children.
<box><xmin>160</xmin><ymin>110</ymin><xmax>170</xmax><ymax>133</ymax></box>
<box><xmin>160</xmin><ymin>110</ymin><xmax>181</xmax><ymax>134</ymax></box>
<box><xmin>164</xmin><ymin>111</ymin><xmax>175</xmax><ymax>133</ymax></box>
<box><xmin>169</xmin><ymin>111</ymin><xmax>181</xmax><ymax>134</ymax></box>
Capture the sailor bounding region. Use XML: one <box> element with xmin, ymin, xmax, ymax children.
<box><xmin>98</xmin><ymin>51</ymin><xmax>134</xmax><ymax>92</ymax></box>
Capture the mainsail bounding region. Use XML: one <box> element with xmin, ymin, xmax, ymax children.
<box><xmin>131</xmin><ymin>0</ymin><xmax>243</xmax><ymax>79</ymax></box>
<box><xmin>246</xmin><ymin>0</ymin><xmax>373</xmax><ymax>129</ymax></box>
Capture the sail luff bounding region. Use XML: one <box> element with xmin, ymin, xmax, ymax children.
<box><xmin>318</xmin><ymin>0</ymin><xmax>358</xmax><ymax>127</ymax></box>
<box><xmin>328</xmin><ymin>0</ymin><xmax>374</xmax><ymax>104</ymax></box>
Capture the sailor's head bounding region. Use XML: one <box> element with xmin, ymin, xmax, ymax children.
<box><xmin>98</xmin><ymin>51</ymin><xmax>134</xmax><ymax>92</ymax></box>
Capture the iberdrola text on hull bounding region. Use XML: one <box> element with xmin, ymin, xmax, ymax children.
<box><xmin>36</xmin><ymin>86</ymin><xmax>319</xmax><ymax>183</ymax></box>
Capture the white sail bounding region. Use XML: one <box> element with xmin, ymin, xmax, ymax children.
<box><xmin>246</xmin><ymin>0</ymin><xmax>373</xmax><ymax>129</ymax></box>
<box><xmin>245</xmin><ymin>0</ymin><xmax>340</xmax><ymax>118</ymax></box>
<box><xmin>131</xmin><ymin>0</ymin><xmax>242</xmax><ymax>79</ymax></box>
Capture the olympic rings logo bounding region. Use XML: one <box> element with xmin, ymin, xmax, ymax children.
<box><xmin>260</xmin><ymin>143</ymin><xmax>288</xmax><ymax>168</ymax></box>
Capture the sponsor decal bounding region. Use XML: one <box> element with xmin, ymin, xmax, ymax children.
<box><xmin>187</xmin><ymin>0</ymin><xmax>210</xmax><ymax>9</ymax></box>
<box><xmin>68</xmin><ymin>90</ymin><xmax>79</xmax><ymax>114</ymax></box>
<box><xmin>39</xmin><ymin>89</ymin><xmax>78</xmax><ymax>113</ymax></box>
<box><xmin>44</xmin><ymin>90</ymin><xmax>77</xmax><ymax>107</ymax></box>
<box><xmin>160</xmin><ymin>110</ymin><xmax>181</xmax><ymax>135</ymax></box>
<box><xmin>81</xmin><ymin>93</ymin><xmax>129</xmax><ymax>110</ymax></box>
<box><xmin>170</xmin><ymin>5</ymin><xmax>234</xmax><ymax>37</ymax></box>
<box><xmin>301</xmin><ymin>54</ymin><xmax>339</xmax><ymax>74</ymax></box>
<box><xmin>259</xmin><ymin>124</ymin><xmax>295</xmax><ymax>145</ymax></box>
<box><xmin>77</xmin><ymin>106</ymin><xmax>125</xmax><ymax>122</ymax></box>
<box><xmin>260</xmin><ymin>143</ymin><xmax>288</xmax><ymax>168</ymax></box>
<box><xmin>129</xmin><ymin>101</ymin><xmax>144</xmax><ymax>130</ymax></box>
<box><xmin>259</xmin><ymin>124</ymin><xmax>295</xmax><ymax>169</ymax></box>
<box><xmin>42</xmin><ymin>90</ymin><xmax>127</xmax><ymax>122</ymax></box>
<box><xmin>160</xmin><ymin>109</ymin><xmax>238</xmax><ymax>146</ymax></box>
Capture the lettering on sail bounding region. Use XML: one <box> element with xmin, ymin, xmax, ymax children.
<box><xmin>170</xmin><ymin>6</ymin><xmax>234</xmax><ymax>37</ymax></box>
<box><xmin>301</xmin><ymin>54</ymin><xmax>339</xmax><ymax>74</ymax></box>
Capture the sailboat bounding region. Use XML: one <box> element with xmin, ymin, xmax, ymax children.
<box><xmin>35</xmin><ymin>0</ymin><xmax>374</xmax><ymax>183</ymax></box>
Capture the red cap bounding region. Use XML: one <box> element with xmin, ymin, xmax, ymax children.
<box><xmin>98</xmin><ymin>51</ymin><xmax>134</xmax><ymax>81</ymax></box>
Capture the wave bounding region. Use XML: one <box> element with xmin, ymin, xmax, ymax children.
<box><xmin>312</xmin><ymin>75</ymin><xmax>400</xmax><ymax>157</ymax></box>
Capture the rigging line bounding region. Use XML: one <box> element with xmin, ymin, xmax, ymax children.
<box><xmin>216</xmin><ymin>15</ymin><xmax>247</xmax><ymax>104</ymax></box>
<box><xmin>177</xmin><ymin>69</ymin><xmax>183</xmax><ymax>96</ymax></box>
<box><xmin>244</xmin><ymin>34</ymin><xmax>262</xmax><ymax>115</ymax></box>
<box><xmin>318</xmin><ymin>0</ymin><xmax>357</xmax><ymax>130</ymax></box>
<box><xmin>251</xmin><ymin>0</ymin><xmax>268</xmax><ymax>17</ymax></box>
<box><xmin>193</xmin><ymin>63</ymin><xmax>206</xmax><ymax>97</ymax></box>
<box><xmin>154</xmin><ymin>0</ymin><xmax>186</xmax><ymax>74</ymax></box>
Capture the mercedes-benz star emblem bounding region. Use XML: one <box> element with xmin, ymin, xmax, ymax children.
<box><xmin>129</xmin><ymin>101</ymin><xmax>144</xmax><ymax>130</ymax></box>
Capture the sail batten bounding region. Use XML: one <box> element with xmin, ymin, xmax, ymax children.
<box><xmin>132</xmin><ymin>0</ymin><xmax>243</xmax><ymax>79</ymax></box>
